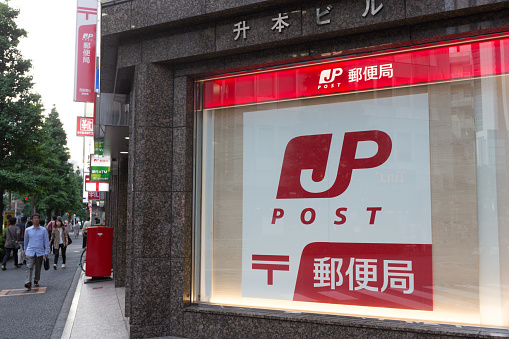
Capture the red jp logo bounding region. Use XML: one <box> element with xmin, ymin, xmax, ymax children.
<box><xmin>276</xmin><ymin>131</ymin><xmax>392</xmax><ymax>199</ymax></box>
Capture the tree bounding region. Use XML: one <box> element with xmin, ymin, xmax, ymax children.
<box><xmin>0</xmin><ymin>3</ymin><xmax>45</xmax><ymax>214</ymax></box>
<box><xmin>37</xmin><ymin>106</ymin><xmax>82</xmax><ymax>217</ymax></box>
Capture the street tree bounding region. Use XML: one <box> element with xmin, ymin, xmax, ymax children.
<box><xmin>37</xmin><ymin>106</ymin><xmax>82</xmax><ymax>217</ymax></box>
<box><xmin>0</xmin><ymin>3</ymin><xmax>45</xmax><ymax>214</ymax></box>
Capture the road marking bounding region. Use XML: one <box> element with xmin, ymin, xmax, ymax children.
<box><xmin>0</xmin><ymin>287</ymin><xmax>47</xmax><ymax>297</ymax></box>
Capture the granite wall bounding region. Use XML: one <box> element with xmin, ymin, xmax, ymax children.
<box><xmin>101</xmin><ymin>0</ymin><xmax>509</xmax><ymax>338</ymax></box>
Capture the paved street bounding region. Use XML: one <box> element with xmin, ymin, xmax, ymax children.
<box><xmin>0</xmin><ymin>236</ymin><xmax>84</xmax><ymax>339</ymax></box>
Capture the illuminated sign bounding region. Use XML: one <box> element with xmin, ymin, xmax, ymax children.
<box><xmin>242</xmin><ymin>94</ymin><xmax>432</xmax><ymax>310</ymax></box>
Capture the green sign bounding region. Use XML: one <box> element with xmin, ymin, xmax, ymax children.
<box><xmin>94</xmin><ymin>139</ymin><xmax>104</xmax><ymax>155</ymax></box>
<box><xmin>90</xmin><ymin>155</ymin><xmax>110</xmax><ymax>182</ymax></box>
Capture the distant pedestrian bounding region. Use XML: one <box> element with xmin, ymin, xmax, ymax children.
<box><xmin>73</xmin><ymin>220</ymin><xmax>80</xmax><ymax>239</ymax></box>
<box><xmin>46</xmin><ymin>215</ymin><xmax>56</xmax><ymax>232</ymax></box>
<box><xmin>24</xmin><ymin>213</ymin><xmax>50</xmax><ymax>290</ymax></box>
<box><xmin>82</xmin><ymin>217</ymin><xmax>91</xmax><ymax>248</ymax></box>
<box><xmin>16</xmin><ymin>216</ymin><xmax>27</xmax><ymax>266</ymax></box>
<box><xmin>49</xmin><ymin>217</ymin><xmax>69</xmax><ymax>269</ymax></box>
<box><xmin>2</xmin><ymin>217</ymin><xmax>21</xmax><ymax>270</ymax></box>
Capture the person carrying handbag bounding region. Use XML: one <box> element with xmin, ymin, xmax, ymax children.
<box><xmin>49</xmin><ymin>217</ymin><xmax>69</xmax><ymax>269</ymax></box>
<box><xmin>2</xmin><ymin>217</ymin><xmax>21</xmax><ymax>270</ymax></box>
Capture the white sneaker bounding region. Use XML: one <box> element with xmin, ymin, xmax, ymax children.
<box><xmin>62</xmin><ymin>264</ymin><xmax>65</xmax><ymax>268</ymax></box>
<box><xmin>53</xmin><ymin>264</ymin><xmax>57</xmax><ymax>270</ymax></box>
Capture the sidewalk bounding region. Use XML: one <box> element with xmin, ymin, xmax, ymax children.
<box><xmin>61</xmin><ymin>271</ymin><xmax>129</xmax><ymax>339</ymax></box>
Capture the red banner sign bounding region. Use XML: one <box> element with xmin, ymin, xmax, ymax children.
<box><xmin>293</xmin><ymin>242</ymin><xmax>433</xmax><ymax>310</ymax></box>
<box><xmin>74</xmin><ymin>0</ymin><xmax>97</xmax><ymax>102</ymax></box>
<box><xmin>88</xmin><ymin>191</ymin><xmax>100</xmax><ymax>200</ymax></box>
<box><xmin>202</xmin><ymin>33</ymin><xmax>509</xmax><ymax>109</ymax></box>
<box><xmin>76</xmin><ymin>117</ymin><xmax>94</xmax><ymax>136</ymax></box>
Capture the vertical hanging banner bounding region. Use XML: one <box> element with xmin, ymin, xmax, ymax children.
<box><xmin>94</xmin><ymin>139</ymin><xmax>104</xmax><ymax>155</ymax></box>
<box><xmin>74</xmin><ymin>0</ymin><xmax>97</xmax><ymax>102</ymax></box>
<box><xmin>76</xmin><ymin>117</ymin><xmax>94</xmax><ymax>136</ymax></box>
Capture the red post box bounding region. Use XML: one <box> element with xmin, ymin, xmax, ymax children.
<box><xmin>86</xmin><ymin>226</ymin><xmax>113</xmax><ymax>277</ymax></box>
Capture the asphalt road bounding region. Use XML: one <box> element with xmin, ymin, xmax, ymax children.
<box><xmin>0</xmin><ymin>235</ymin><xmax>85</xmax><ymax>339</ymax></box>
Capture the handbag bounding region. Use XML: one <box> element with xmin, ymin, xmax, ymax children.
<box><xmin>43</xmin><ymin>256</ymin><xmax>50</xmax><ymax>270</ymax></box>
<box><xmin>67</xmin><ymin>235</ymin><xmax>73</xmax><ymax>245</ymax></box>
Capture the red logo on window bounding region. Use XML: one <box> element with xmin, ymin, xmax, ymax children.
<box><xmin>276</xmin><ymin>130</ymin><xmax>392</xmax><ymax>199</ymax></box>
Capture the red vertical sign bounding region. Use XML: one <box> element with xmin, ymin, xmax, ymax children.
<box><xmin>74</xmin><ymin>1</ymin><xmax>97</xmax><ymax>102</ymax></box>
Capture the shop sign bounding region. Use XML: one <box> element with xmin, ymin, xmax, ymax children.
<box><xmin>3</xmin><ymin>211</ymin><xmax>15</xmax><ymax>229</ymax></box>
<box><xmin>76</xmin><ymin>117</ymin><xmax>94</xmax><ymax>136</ymax></box>
<box><xmin>89</xmin><ymin>155</ymin><xmax>110</xmax><ymax>182</ymax></box>
<box><xmin>74</xmin><ymin>0</ymin><xmax>97</xmax><ymax>102</ymax></box>
<box><xmin>88</xmin><ymin>191</ymin><xmax>100</xmax><ymax>200</ymax></box>
<box><xmin>85</xmin><ymin>175</ymin><xmax>109</xmax><ymax>192</ymax></box>
<box><xmin>202</xmin><ymin>33</ymin><xmax>509</xmax><ymax>109</ymax></box>
<box><xmin>94</xmin><ymin>139</ymin><xmax>104</xmax><ymax>155</ymax></box>
<box><xmin>233</xmin><ymin>2</ymin><xmax>383</xmax><ymax>40</ymax></box>
<box><xmin>242</xmin><ymin>93</ymin><xmax>432</xmax><ymax>310</ymax></box>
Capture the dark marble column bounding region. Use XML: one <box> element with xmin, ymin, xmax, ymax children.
<box><xmin>114</xmin><ymin>156</ymin><xmax>128</xmax><ymax>287</ymax></box>
<box><xmin>127</xmin><ymin>63</ymin><xmax>175</xmax><ymax>338</ymax></box>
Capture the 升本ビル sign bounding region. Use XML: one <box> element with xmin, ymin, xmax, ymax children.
<box><xmin>74</xmin><ymin>0</ymin><xmax>97</xmax><ymax>102</ymax></box>
<box><xmin>76</xmin><ymin>117</ymin><xmax>94</xmax><ymax>136</ymax></box>
<box><xmin>242</xmin><ymin>93</ymin><xmax>432</xmax><ymax>310</ymax></box>
<box><xmin>90</xmin><ymin>155</ymin><xmax>110</xmax><ymax>182</ymax></box>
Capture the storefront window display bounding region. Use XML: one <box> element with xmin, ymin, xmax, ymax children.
<box><xmin>194</xmin><ymin>33</ymin><xmax>509</xmax><ymax>328</ymax></box>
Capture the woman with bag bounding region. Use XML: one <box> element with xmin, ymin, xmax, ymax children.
<box><xmin>1</xmin><ymin>217</ymin><xmax>21</xmax><ymax>270</ymax></box>
<box><xmin>49</xmin><ymin>217</ymin><xmax>69</xmax><ymax>269</ymax></box>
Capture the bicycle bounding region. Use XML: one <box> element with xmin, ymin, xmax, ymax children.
<box><xmin>78</xmin><ymin>247</ymin><xmax>86</xmax><ymax>272</ymax></box>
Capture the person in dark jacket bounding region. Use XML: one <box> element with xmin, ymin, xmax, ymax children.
<box><xmin>2</xmin><ymin>217</ymin><xmax>21</xmax><ymax>270</ymax></box>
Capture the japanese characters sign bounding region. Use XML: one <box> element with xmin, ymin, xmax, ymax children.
<box><xmin>94</xmin><ymin>139</ymin><xmax>104</xmax><ymax>155</ymax></box>
<box><xmin>242</xmin><ymin>94</ymin><xmax>432</xmax><ymax>310</ymax></box>
<box><xmin>90</xmin><ymin>155</ymin><xmax>111</xmax><ymax>182</ymax></box>
<box><xmin>74</xmin><ymin>0</ymin><xmax>97</xmax><ymax>102</ymax></box>
<box><xmin>88</xmin><ymin>191</ymin><xmax>100</xmax><ymax>200</ymax></box>
<box><xmin>202</xmin><ymin>34</ymin><xmax>509</xmax><ymax>109</ymax></box>
<box><xmin>76</xmin><ymin>117</ymin><xmax>94</xmax><ymax>136</ymax></box>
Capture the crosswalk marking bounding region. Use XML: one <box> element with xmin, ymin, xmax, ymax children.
<box><xmin>0</xmin><ymin>287</ymin><xmax>47</xmax><ymax>297</ymax></box>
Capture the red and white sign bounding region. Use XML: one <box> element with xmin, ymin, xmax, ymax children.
<box><xmin>85</xmin><ymin>175</ymin><xmax>109</xmax><ymax>192</ymax></box>
<box><xmin>74</xmin><ymin>0</ymin><xmax>97</xmax><ymax>102</ymax></box>
<box><xmin>88</xmin><ymin>191</ymin><xmax>100</xmax><ymax>200</ymax></box>
<box><xmin>76</xmin><ymin>117</ymin><xmax>94</xmax><ymax>136</ymax></box>
<box><xmin>202</xmin><ymin>33</ymin><xmax>509</xmax><ymax>109</ymax></box>
<box><xmin>242</xmin><ymin>94</ymin><xmax>432</xmax><ymax>310</ymax></box>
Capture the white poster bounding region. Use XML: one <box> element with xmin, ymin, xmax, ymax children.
<box><xmin>242</xmin><ymin>93</ymin><xmax>433</xmax><ymax>310</ymax></box>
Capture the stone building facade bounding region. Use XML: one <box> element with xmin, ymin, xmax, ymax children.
<box><xmin>100</xmin><ymin>1</ymin><xmax>509</xmax><ymax>338</ymax></box>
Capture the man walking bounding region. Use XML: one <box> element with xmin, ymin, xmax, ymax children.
<box><xmin>24</xmin><ymin>213</ymin><xmax>49</xmax><ymax>290</ymax></box>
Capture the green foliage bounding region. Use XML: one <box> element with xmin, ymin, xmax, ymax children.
<box><xmin>0</xmin><ymin>3</ymin><xmax>45</xmax><ymax>212</ymax></box>
<box><xmin>0</xmin><ymin>4</ymin><xmax>83</xmax><ymax>219</ymax></box>
<box><xmin>36</xmin><ymin>107</ymin><xmax>83</xmax><ymax>217</ymax></box>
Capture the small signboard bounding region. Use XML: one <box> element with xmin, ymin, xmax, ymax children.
<box><xmin>88</xmin><ymin>191</ymin><xmax>100</xmax><ymax>200</ymax></box>
<box><xmin>90</xmin><ymin>155</ymin><xmax>110</xmax><ymax>182</ymax></box>
<box><xmin>77</xmin><ymin>117</ymin><xmax>94</xmax><ymax>136</ymax></box>
<box><xmin>85</xmin><ymin>175</ymin><xmax>110</xmax><ymax>192</ymax></box>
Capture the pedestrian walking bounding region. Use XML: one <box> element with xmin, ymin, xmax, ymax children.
<box><xmin>46</xmin><ymin>216</ymin><xmax>57</xmax><ymax>252</ymax></box>
<box><xmin>15</xmin><ymin>216</ymin><xmax>27</xmax><ymax>266</ymax></box>
<box><xmin>73</xmin><ymin>220</ymin><xmax>80</xmax><ymax>238</ymax></box>
<box><xmin>1</xmin><ymin>217</ymin><xmax>21</xmax><ymax>270</ymax></box>
<box><xmin>49</xmin><ymin>217</ymin><xmax>69</xmax><ymax>269</ymax></box>
<box><xmin>82</xmin><ymin>217</ymin><xmax>91</xmax><ymax>248</ymax></box>
<box><xmin>24</xmin><ymin>213</ymin><xmax>50</xmax><ymax>290</ymax></box>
